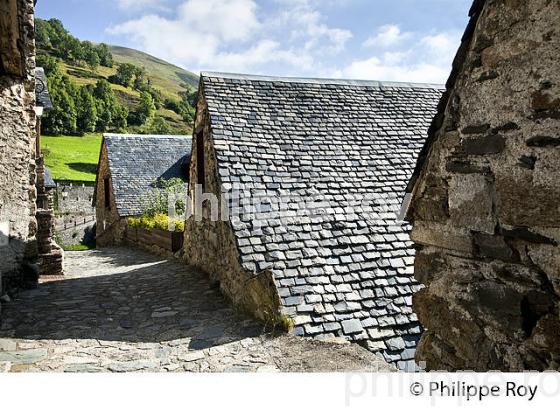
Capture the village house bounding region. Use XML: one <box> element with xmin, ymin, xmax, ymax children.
<box><xmin>405</xmin><ymin>0</ymin><xmax>560</xmax><ymax>371</ymax></box>
<box><xmin>0</xmin><ymin>0</ymin><xmax>42</xmax><ymax>299</ymax></box>
<box><xmin>94</xmin><ymin>134</ymin><xmax>191</xmax><ymax>250</ymax></box>
<box><xmin>184</xmin><ymin>72</ymin><xmax>443</xmax><ymax>370</ymax></box>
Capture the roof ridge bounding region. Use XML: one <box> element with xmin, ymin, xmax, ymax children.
<box><xmin>103</xmin><ymin>133</ymin><xmax>189</xmax><ymax>139</ymax></box>
<box><xmin>201</xmin><ymin>71</ymin><xmax>445</xmax><ymax>90</ymax></box>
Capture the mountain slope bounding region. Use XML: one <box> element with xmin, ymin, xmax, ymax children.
<box><xmin>109</xmin><ymin>45</ymin><xmax>199</xmax><ymax>96</ymax></box>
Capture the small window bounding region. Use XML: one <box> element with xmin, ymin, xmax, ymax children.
<box><xmin>103</xmin><ymin>177</ymin><xmax>111</xmax><ymax>209</ymax></box>
<box><xmin>196</xmin><ymin>131</ymin><xmax>205</xmax><ymax>190</ymax></box>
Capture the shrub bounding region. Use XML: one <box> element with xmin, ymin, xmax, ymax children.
<box><xmin>126</xmin><ymin>213</ymin><xmax>184</xmax><ymax>233</ymax></box>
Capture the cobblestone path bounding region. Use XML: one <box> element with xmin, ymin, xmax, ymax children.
<box><xmin>0</xmin><ymin>248</ymin><xmax>392</xmax><ymax>372</ymax></box>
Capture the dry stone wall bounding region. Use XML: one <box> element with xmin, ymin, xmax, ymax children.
<box><xmin>407</xmin><ymin>0</ymin><xmax>560</xmax><ymax>371</ymax></box>
<box><xmin>95</xmin><ymin>143</ymin><xmax>126</xmax><ymax>247</ymax></box>
<box><xmin>0</xmin><ymin>0</ymin><xmax>38</xmax><ymax>295</ymax></box>
<box><xmin>182</xmin><ymin>90</ymin><xmax>282</xmax><ymax>325</ymax></box>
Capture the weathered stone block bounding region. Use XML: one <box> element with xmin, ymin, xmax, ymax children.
<box><xmin>448</xmin><ymin>174</ymin><xmax>495</xmax><ymax>234</ymax></box>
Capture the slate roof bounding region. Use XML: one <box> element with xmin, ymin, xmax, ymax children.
<box><xmin>35</xmin><ymin>67</ymin><xmax>52</xmax><ymax>110</ymax></box>
<box><xmin>201</xmin><ymin>72</ymin><xmax>443</xmax><ymax>370</ymax></box>
<box><xmin>102</xmin><ymin>134</ymin><xmax>191</xmax><ymax>217</ymax></box>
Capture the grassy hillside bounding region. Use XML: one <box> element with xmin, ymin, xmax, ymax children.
<box><xmin>109</xmin><ymin>45</ymin><xmax>199</xmax><ymax>97</ymax></box>
<box><xmin>58</xmin><ymin>58</ymin><xmax>193</xmax><ymax>135</ymax></box>
<box><xmin>41</xmin><ymin>134</ymin><xmax>102</xmax><ymax>182</ymax></box>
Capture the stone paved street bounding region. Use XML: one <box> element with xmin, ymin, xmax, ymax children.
<box><xmin>0</xmin><ymin>248</ymin><xmax>393</xmax><ymax>372</ymax></box>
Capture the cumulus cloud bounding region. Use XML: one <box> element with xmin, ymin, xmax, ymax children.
<box><xmin>363</xmin><ymin>24</ymin><xmax>411</xmax><ymax>48</ymax></box>
<box><xmin>108</xmin><ymin>0</ymin><xmax>350</xmax><ymax>74</ymax></box>
<box><xmin>274</xmin><ymin>0</ymin><xmax>352</xmax><ymax>54</ymax></box>
<box><xmin>108</xmin><ymin>2</ymin><xmax>460</xmax><ymax>83</ymax></box>
<box><xmin>340</xmin><ymin>30</ymin><xmax>461</xmax><ymax>83</ymax></box>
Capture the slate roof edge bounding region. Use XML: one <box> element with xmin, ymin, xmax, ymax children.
<box><xmin>201</xmin><ymin>71</ymin><xmax>445</xmax><ymax>90</ymax></box>
<box><xmin>404</xmin><ymin>0</ymin><xmax>486</xmax><ymax>216</ymax></box>
<box><xmin>103</xmin><ymin>133</ymin><xmax>189</xmax><ymax>139</ymax></box>
<box><xmin>35</xmin><ymin>67</ymin><xmax>53</xmax><ymax>110</ymax></box>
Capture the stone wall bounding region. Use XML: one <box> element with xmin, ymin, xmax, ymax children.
<box><xmin>56</xmin><ymin>183</ymin><xmax>95</xmax><ymax>215</ymax></box>
<box><xmin>407</xmin><ymin>0</ymin><xmax>560</xmax><ymax>371</ymax></box>
<box><xmin>0</xmin><ymin>0</ymin><xmax>38</xmax><ymax>295</ymax></box>
<box><xmin>95</xmin><ymin>142</ymin><xmax>126</xmax><ymax>247</ymax></box>
<box><xmin>54</xmin><ymin>182</ymin><xmax>96</xmax><ymax>247</ymax></box>
<box><xmin>36</xmin><ymin>157</ymin><xmax>63</xmax><ymax>275</ymax></box>
<box><xmin>125</xmin><ymin>226</ymin><xmax>183</xmax><ymax>259</ymax></box>
<box><xmin>182</xmin><ymin>90</ymin><xmax>281</xmax><ymax>325</ymax></box>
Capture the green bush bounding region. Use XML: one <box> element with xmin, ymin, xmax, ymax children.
<box><xmin>126</xmin><ymin>213</ymin><xmax>184</xmax><ymax>233</ymax></box>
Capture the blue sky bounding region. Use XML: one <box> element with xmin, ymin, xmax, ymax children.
<box><xmin>36</xmin><ymin>0</ymin><xmax>472</xmax><ymax>83</ymax></box>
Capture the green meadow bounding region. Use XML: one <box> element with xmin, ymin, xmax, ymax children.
<box><xmin>41</xmin><ymin>134</ymin><xmax>102</xmax><ymax>182</ymax></box>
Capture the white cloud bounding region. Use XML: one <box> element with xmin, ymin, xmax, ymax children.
<box><xmin>177</xmin><ymin>0</ymin><xmax>260</xmax><ymax>42</ymax></box>
<box><xmin>341</xmin><ymin>31</ymin><xmax>460</xmax><ymax>83</ymax></box>
<box><xmin>363</xmin><ymin>24</ymin><xmax>411</xmax><ymax>48</ymax></box>
<box><xmin>116</xmin><ymin>0</ymin><xmax>167</xmax><ymax>11</ymax></box>
<box><xmin>108</xmin><ymin>0</ymin><xmax>350</xmax><ymax>74</ymax></box>
<box><xmin>274</xmin><ymin>1</ymin><xmax>352</xmax><ymax>54</ymax></box>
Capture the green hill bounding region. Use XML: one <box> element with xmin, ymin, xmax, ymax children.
<box><xmin>36</xmin><ymin>18</ymin><xmax>199</xmax><ymax>136</ymax></box>
<box><xmin>58</xmin><ymin>46</ymin><xmax>199</xmax><ymax>135</ymax></box>
<box><xmin>109</xmin><ymin>45</ymin><xmax>199</xmax><ymax>96</ymax></box>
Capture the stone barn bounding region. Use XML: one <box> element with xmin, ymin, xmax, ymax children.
<box><xmin>405</xmin><ymin>0</ymin><xmax>560</xmax><ymax>371</ymax></box>
<box><xmin>95</xmin><ymin>134</ymin><xmax>191</xmax><ymax>247</ymax></box>
<box><xmin>0</xmin><ymin>0</ymin><xmax>40</xmax><ymax>297</ymax></box>
<box><xmin>184</xmin><ymin>72</ymin><xmax>443</xmax><ymax>370</ymax></box>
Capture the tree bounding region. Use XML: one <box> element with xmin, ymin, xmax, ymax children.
<box><xmin>35</xmin><ymin>19</ymin><xmax>53</xmax><ymax>49</ymax></box>
<box><xmin>149</xmin><ymin>116</ymin><xmax>172</xmax><ymax>134</ymax></box>
<box><xmin>36</xmin><ymin>54</ymin><xmax>61</xmax><ymax>77</ymax></box>
<box><xmin>95</xmin><ymin>100</ymin><xmax>112</xmax><ymax>132</ymax></box>
<box><xmin>82</xmin><ymin>41</ymin><xmax>100</xmax><ymax>72</ymax></box>
<box><xmin>76</xmin><ymin>87</ymin><xmax>98</xmax><ymax>133</ymax></box>
<box><xmin>96</xmin><ymin>43</ymin><xmax>113</xmax><ymax>67</ymax></box>
<box><xmin>41</xmin><ymin>76</ymin><xmax>78</xmax><ymax>135</ymax></box>
<box><xmin>112</xmin><ymin>63</ymin><xmax>136</xmax><ymax>88</ymax></box>
<box><xmin>112</xmin><ymin>104</ymin><xmax>129</xmax><ymax>131</ymax></box>
<box><xmin>136</xmin><ymin>91</ymin><xmax>156</xmax><ymax>124</ymax></box>
<box><xmin>93</xmin><ymin>80</ymin><xmax>115</xmax><ymax>104</ymax></box>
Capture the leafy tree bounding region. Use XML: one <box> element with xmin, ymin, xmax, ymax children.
<box><xmin>96</xmin><ymin>43</ymin><xmax>113</xmax><ymax>67</ymax></box>
<box><xmin>82</xmin><ymin>41</ymin><xmax>100</xmax><ymax>72</ymax></box>
<box><xmin>35</xmin><ymin>19</ymin><xmax>53</xmax><ymax>49</ymax></box>
<box><xmin>76</xmin><ymin>87</ymin><xmax>98</xmax><ymax>133</ymax></box>
<box><xmin>149</xmin><ymin>116</ymin><xmax>172</xmax><ymax>134</ymax></box>
<box><xmin>36</xmin><ymin>54</ymin><xmax>61</xmax><ymax>77</ymax></box>
<box><xmin>181</xmin><ymin>104</ymin><xmax>196</xmax><ymax>123</ymax></box>
<box><xmin>58</xmin><ymin>35</ymin><xmax>84</xmax><ymax>62</ymax></box>
<box><xmin>112</xmin><ymin>63</ymin><xmax>136</xmax><ymax>88</ymax></box>
<box><xmin>43</xmin><ymin>19</ymin><xmax>67</xmax><ymax>50</ymax></box>
<box><xmin>93</xmin><ymin>79</ymin><xmax>114</xmax><ymax>103</ymax></box>
<box><xmin>41</xmin><ymin>75</ymin><xmax>78</xmax><ymax>135</ymax></box>
<box><xmin>179</xmin><ymin>89</ymin><xmax>198</xmax><ymax>106</ymax></box>
<box><xmin>136</xmin><ymin>91</ymin><xmax>156</xmax><ymax>124</ymax></box>
<box><xmin>112</xmin><ymin>104</ymin><xmax>129</xmax><ymax>131</ymax></box>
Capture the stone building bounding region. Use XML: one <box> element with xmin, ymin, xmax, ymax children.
<box><xmin>184</xmin><ymin>72</ymin><xmax>442</xmax><ymax>369</ymax></box>
<box><xmin>405</xmin><ymin>0</ymin><xmax>560</xmax><ymax>370</ymax></box>
<box><xmin>95</xmin><ymin>134</ymin><xmax>191</xmax><ymax>246</ymax></box>
<box><xmin>0</xmin><ymin>0</ymin><xmax>39</xmax><ymax>298</ymax></box>
<box><xmin>35</xmin><ymin>67</ymin><xmax>64</xmax><ymax>275</ymax></box>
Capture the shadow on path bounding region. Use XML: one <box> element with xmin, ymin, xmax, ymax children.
<box><xmin>0</xmin><ymin>248</ymin><xmax>263</xmax><ymax>349</ymax></box>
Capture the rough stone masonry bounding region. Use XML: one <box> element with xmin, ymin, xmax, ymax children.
<box><xmin>184</xmin><ymin>72</ymin><xmax>443</xmax><ymax>370</ymax></box>
<box><xmin>0</xmin><ymin>0</ymin><xmax>39</xmax><ymax>297</ymax></box>
<box><xmin>406</xmin><ymin>0</ymin><xmax>560</xmax><ymax>371</ymax></box>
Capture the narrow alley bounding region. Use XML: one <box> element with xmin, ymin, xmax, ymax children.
<box><xmin>0</xmin><ymin>248</ymin><xmax>392</xmax><ymax>372</ymax></box>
